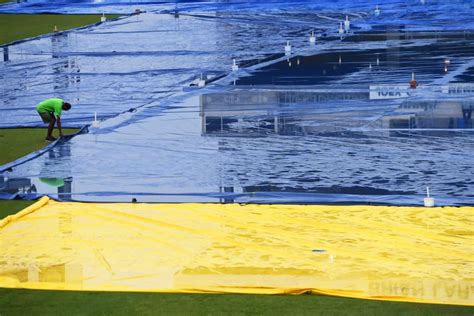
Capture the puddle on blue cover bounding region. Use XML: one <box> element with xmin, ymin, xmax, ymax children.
<box><xmin>235</xmin><ymin>30</ymin><xmax>474</xmax><ymax>86</ymax></box>
<box><xmin>3</xmin><ymin>89</ymin><xmax>474</xmax><ymax>204</ymax></box>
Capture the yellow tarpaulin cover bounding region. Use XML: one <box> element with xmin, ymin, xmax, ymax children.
<box><xmin>0</xmin><ymin>197</ymin><xmax>473</xmax><ymax>306</ymax></box>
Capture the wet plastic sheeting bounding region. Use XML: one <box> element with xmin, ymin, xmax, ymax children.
<box><xmin>0</xmin><ymin>10</ymin><xmax>343</xmax><ymax>127</ymax></box>
<box><xmin>237</xmin><ymin>32</ymin><xmax>474</xmax><ymax>85</ymax></box>
<box><xmin>1</xmin><ymin>1</ymin><xmax>474</xmax><ymax>204</ymax></box>
<box><xmin>3</xmin><ymin>88</ymin><xmax>474</xmax><ymax>204</ymax></box>
<box><xmin>2</xmin><ymin>2</ymin><xmax>474</xmax><ymax>127</ymax></box>
<box><xmin>0</xmin><ymin>197</ymin><xmax>473</xmax><ymax>306</ymax></box>
<box><xmin>1</xmin><ymin>15</ymin><xmax>226</xmax><ymax>127</ymax></box>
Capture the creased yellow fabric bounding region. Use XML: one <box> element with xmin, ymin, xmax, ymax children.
<box><xmin>0</xmin><ymin>197</ymin><xmax>472</xmax><ymax>306</ymax></box>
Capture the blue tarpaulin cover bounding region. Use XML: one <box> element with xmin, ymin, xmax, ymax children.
<box><xmin>1</xmin><ymin>0</ymin><xmax>473</xmax><ymax>205</ymax></box>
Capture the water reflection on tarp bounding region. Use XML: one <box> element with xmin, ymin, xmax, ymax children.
<box><xmin>51</xmin><ymin>33</ymin><xmax>82</xmax><ymax>91</ymax></box>
<box><xmin>369</xmin><ymin>99</ymin><xmax>474</xmax><ymax>133</ymax></box>
<box><xmin>1</xmin><ymin>143</ymin><xmax>74</xmax><ymax>200</ymax></box>
<box><xmin>236</xmin><ymin>30</ymin><xmax>474</xmax><ymax>86</ymax></box>
<box><xmin>0</xmin><ymin>176</ymin><xmax>36</xmax><ymax>198</ymax></box>
<box><xmin>201</xmin><ymin>89</ymin><xmax>474</xmax><ymax>136</ymax></box>
<box><xmin>2</xmin><ymin>89</ymin><xmax>474</xmax><ymax>205</ymax></box>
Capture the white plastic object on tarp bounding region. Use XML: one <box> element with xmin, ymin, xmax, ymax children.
<box><xmin>424</xmin><ymin>187</ymin><xmax>435</xmax><ymax>207</ymax></box>
<box><xmin>232</xmin><ymin>59</ymin><xmax>238</xmax><ymax>71</ymax></box>
<box><xmin>338</xmin><ymin>22</ymin><xmax>344</xmax><ymax>34</ymax></box>
<box><xmin>344</xmin><ymin>16</ymin><xmax>350</xmax><ymax>32</ymax></box>
<box><xmin>309</xmin><ymin>31</ymin><xmax>316</xmax><ymax>44</ymax></box>
<box><xmin>198</xmin><ymin>73</ymin><xmax>206</xmax><ymax>87</ymax></box>
<box><xmin>374</xmin><ymin>5</ymin><xmax>381</xmax><ymax>16</ymax></box>
<box><xmin>284</xmin><ymin>41</ymin><xmax>291</xmax><ymax>54</ymax></box>
<box><xmin>92</xmin><ymin>112</ymin><xmax>100</xmax><ymax>128</ymax></box>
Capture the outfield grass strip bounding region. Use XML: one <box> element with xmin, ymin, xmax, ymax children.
<box><xmin>0</xmin><ymin>13</ymin><xmax>121</xmax><ymax>45</ymax></box>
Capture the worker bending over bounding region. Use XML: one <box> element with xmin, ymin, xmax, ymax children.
<box><xmin>36</xmin><ymin>98</ymin><xmax>72</xmax><ymax>142</ymax></box>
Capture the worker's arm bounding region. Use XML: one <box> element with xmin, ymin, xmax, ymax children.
<box><xmin>56</xmin><ymin>116</ymin><xmax>64</xmax><ymax>137</ymax></box>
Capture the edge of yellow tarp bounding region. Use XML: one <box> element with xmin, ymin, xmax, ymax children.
<box><xmin>0</xmin><ymin>196</ymin><xmax>49</xmax><ymax>229</ymax></box>
<box><xmin>0</xmin><ymin>279</ymin><xmax>472</xmax><ymax>307</ymax></box>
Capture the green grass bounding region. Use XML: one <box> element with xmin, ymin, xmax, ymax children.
<box><xmin>0</xmin><ymin>288</ymin><xmax>473</xmax><ymax>316</ymax></box>
<box><xmin>0</xmin><ymin>199</ymin><xmax>34</xmax><ymax>219</ymax></box>
<box><xmin>0</xmin><ymin>13</ymin><xmax>121</xmax><ymax>45</ymax></box>
<box><xmin>0</xmin><ymin>202</ymin><xmax>473</xmax><ymax>315</ymax></box>
<box><xmin>0</xmin><ymin>192</ymin><xmax>35</xmax><ymax>229</ymax></box>
<box><xmin>0</xmin><ymin>128</ymin><xmax>78</xmax><ymax>165</ymax></box>
<box><xmin>0</xmin><ymin>0</ymin><xmax>11</xmax><ymax>4</ymax></box>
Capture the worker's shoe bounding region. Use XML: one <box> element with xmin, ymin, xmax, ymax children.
<box><xmin>45</xmin><ymin>136</ymin><xmax>57</xmax><ymax>142</ymax></box>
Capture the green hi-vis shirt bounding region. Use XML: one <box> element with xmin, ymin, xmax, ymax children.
<box><xmin>36</xmin><ymin>98</ymin><xmax>64</xmax><ymax>118</ymax></box>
